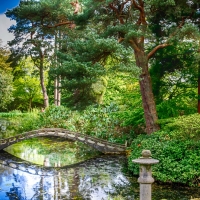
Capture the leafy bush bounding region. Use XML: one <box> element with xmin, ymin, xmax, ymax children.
<box><xmin>158</xmin><ymin>113</ymin><xmax>200</xmax><ymax>140</ymax></box>
<box><xmin>1</xmin><ymin>104</ymin><xmax>134</xmax><ymax>144</ymax></box>
<box><xmin>71</xmin><ymin>103</ymin><xmax>135</xmax><ymax>144</ymax></box>
<box><xmin>157</xmin><ymin>99</ymin><xmax>196</xmax><ymax>119</ymax></box>
<box><xmin>127</xmin><ymin>131</ymin><xmax>200</xmax><ymax>186</ymax></box>
<box><xmin>13</xmin><ymin>109</ymin><xmax>41</xmax><ymax>133</ymax></box>
<box><xmin>38</xmin><ymin>105</ymin><xmax>71</xmax><ymax>128</ymax></box>
<box><xmin>0</xmin><ymin>110</ymin><xmax>24</xmax><ymax>118</ymax></box>
<box><xmin>114</xmin><ymin>108</ymin><xmax>145</xmax><ymax>134</ymax></box>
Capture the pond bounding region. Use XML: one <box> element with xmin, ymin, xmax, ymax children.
<box><xmin>0</xmin><ymin>137</ymin><xmax>199</xmax><ymax>200</ymax></box>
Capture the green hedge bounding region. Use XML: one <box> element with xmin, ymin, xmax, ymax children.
<box><xmin>128</xmin><ymin>131</ymin><xmax>200</xmax><ymax>186</ymax></box>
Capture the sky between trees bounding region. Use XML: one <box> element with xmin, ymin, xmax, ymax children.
<box><xmin>0</xmin><ymin>1</ymin><xmax>20</xmax><ymax>45</ymax></box>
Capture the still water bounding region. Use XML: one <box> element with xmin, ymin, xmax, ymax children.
<box><xmin>0</xmin><ymin>137</ymin><xmax>199</xmax><ymax>200</ymax></box>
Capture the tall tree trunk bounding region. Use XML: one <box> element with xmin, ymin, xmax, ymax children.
<box><xmin>40</xmin><ymin>58</ymin><xmax>49</xmax><ymax>108</ymax></box>
<box><xmin>198</xmin><ymin>63</ymin><xmax>200</xmax><ymax>113</ymax></box>
<box><xmin>29</xmin><ymin>98</ymin><xmax>32</xmax><ymax>111</ymax></box>
<box><xmin>54</xmin><ymin>76</ymin><xmax>61</xmax><ymax>106</ymax></box>
<box><xmin>57</xmin><ymin>76</ymin><xmax>61</xmax><ymax>106</ymax></box>
<box><xmin>54</xmin><ymin>77</ymin><xmax>58</xmax><ymax>105</ymax></box>
<box><xmin>135</xmin><ymin>51</ymin><xmax>160</xmax><ymax>134</ymax></box>
<box><xmin>54</xmin><ymin>33</ymin><xmax>58</xmax><ymax>106</ymax></box>
<box><xmin>54</xmin><ymin>31</ymin><xmax>62</xmax><ymax>106</ymax></box>
<box><xmin>57</xmin><ymin>30</ymin><xmax>62</xmax><ymax>106</ymax></box>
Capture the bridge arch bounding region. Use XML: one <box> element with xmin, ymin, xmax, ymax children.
<box><xmin>0</xmin><ymin>128</ymin><xmax>126</xmax><ymax>154</ymax></box>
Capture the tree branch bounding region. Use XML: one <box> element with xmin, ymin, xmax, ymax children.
<box><xmin>132</xmin><ymin>0</ymin><xmax>143</xmax><ymax>12</ymax></box>
<box><xmin>148</xmin><ymin>43</ymin><xmax>169</xmax><ymax>60</ymax></box>
<box><xmin>147</xmin><ymin>14</ymin><xmax>191</xmax><ymax>60</ymax></box>
<box><xmin>129</xmin><ymin>39</ymin><xmax>141</xmax><ymax>52</ymax></box>
<box><xmin>47</xmin><ymin>21</ymin><xmax>73</xmax><ymax>28</ymax></box>
<box><xmin>132</xmin><ymin>0</ymin><xmax>147</xmax><ymax>26</ymax></box>
<box><xmin>109</xmin><ymin>3</ymin><xmax>124</xmax><ymax>24</ymax></box>
<box><xmin>119</xmin><ymin>0</ymin><xmax>130</xmax><ymax>14</ymax></box>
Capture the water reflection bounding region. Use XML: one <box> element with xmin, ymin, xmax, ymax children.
<box><xmin>0</xmin><ymin>152</ymin><xmax>200</xmax><ymax>200</ymax></box>
<box><xmin>0</xmin><ymin>153</ymin><xmax>135</xmax><ymax>200</ymax></box>
<box><xmin>0</xmin><ymin>137</ymin><xmax>200</xmax><ymax>199</ymax></box>
<box><xmin>4</xmin><ymin>137</ymin><xmax>101</xmax><ymax>167</ymax></box>
<box><xmin>6</xmin><ymin>183</ymin><xmax>25</xmax><ymax>200</ymax></box>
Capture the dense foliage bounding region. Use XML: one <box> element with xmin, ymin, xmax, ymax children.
<box><xmin>128</xmin><ymin>114</ymin><xmax>200</xmax><ymax>186</ymax></box>
<box><xmin>0</xmin><ymin>41</ymin><xmax>13</xmax><ymax>110</ymax></box>
<box><xmin>2</xmin><ymin>105</ymin><xmax>134</xmax><ymax>144</ymax></box>
<box><xmin>1</xmin><ymin>108</ymin><xmax>200</xmax><ymax>186</ymax></box>
<box><xmin>1</xmin><ymin>0</ymin><xmax>200</xmax><ymax>188</ymax></box>
<box><xmin>70</xmin><ymin>0</ymin><xmax>200</xmax><ymax>133</ymax></box>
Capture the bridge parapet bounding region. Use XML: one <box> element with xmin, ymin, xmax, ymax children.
<box><xmin>0</xmin><ymin>128</ymin><xmax>126</xmax><ymax>154</ymax></box>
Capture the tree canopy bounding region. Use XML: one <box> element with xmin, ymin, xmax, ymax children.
<box><xmin>69</xmin><ymin>0</ymin><xmax>200</xmax><ymax>133</ymax></box>
<box><xmin>4</xmin><ymin>0</ymin><xmax>200</xmax><ymax>134</ymax></box>
<box><xmin>0</xmin><ymin>40</ymin><xmax>13</xmax><ymax>110</ymax></box>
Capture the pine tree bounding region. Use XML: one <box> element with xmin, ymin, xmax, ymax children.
<box><xmin>6</xmin><ymin>0</ymin><xmax>75</xmax><ymax>108</ymax></box>
<box><xmin>72</xmin><ymin>0</ymin><xmax>200</xmax><ymax>133</ymax></box>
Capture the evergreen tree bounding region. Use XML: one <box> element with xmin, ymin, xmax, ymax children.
<box><xmin>150</xmin><ymin>42</ymin><xmax>198</xmax><ymax>104</ymax></box>
<box><xmin>72</xmin><ymin>0</ymin><xmax>200</xmax><ymax>134</ymax></box>
<box><xmin>6</xmin><ymin>0</ymin><xmax>81</xmax><ymax>108</ymax></box>
<box><xmin>53</xmin><ymin>29</ymin><xmax>136</xmax><ymax>108</ymax></box>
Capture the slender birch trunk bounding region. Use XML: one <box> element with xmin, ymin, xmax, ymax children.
<box><xmin>54</xmin><ymin>78</ymin><xmax>58</xmax><ymax>105</ymax></box>
<box><xmin>39</xmin><ymin>57</ymin><xmax>49</xmax><ymax>108</ymax></box>
<box><xmin>57</xmin><ymin>76</ymin><xmax>61</xmax><ymax>106</ymax></box>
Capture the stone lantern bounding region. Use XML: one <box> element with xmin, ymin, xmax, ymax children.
<box><xmin>132</xmin><ymin>150</ymin><xmax>159</xmax><ymax>200</ymax></box>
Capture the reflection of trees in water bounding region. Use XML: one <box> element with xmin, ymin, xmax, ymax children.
<box><xmin>83</xmin><ymin>157</ymin><xmax>133</xmax><ymax>199</ymax></box>
<box><xmin>0</xmin><ymin>155</ymin><xmax>132</xmax><ymax>199</ymax></box>
<box><xmin>0</xmin><ymin>169</ymin><xmax>27</xmax><ymax>199</ymax></box>
<box><xmin>53</xmin><ymin>172</ymin><xmax>65</xmax><ymax>199</ymax></box>
<box><xmin>0</xmin><ymin>165</ymin><xmax>15</xmax><ymax>178</ymax></box>
<box><xmin>54</xmin><ymin>172</ymin><xmax>61</xmax><ymax>199</ymax></box>
<box><xmin>6</xmin><ymin>183</ymin><xmax>25</xmax><ymax>200</ymax></box>
<box><xmin>67</xmin><ymin>168</ymin><xmax>81</xmax><ymax>199</ymax></box>
<box><xmin>5</xmin><ymin>137</ymin><xmax>101</xmax><ymax>167</ymax></box>
<box><xmin>30</xmin><ymin>176</ymin><xmax>52</xmax><ymax>199</ymax></box>
<box><xmin>5</xmin><ymin>172</ymin><xmax>27</xmax><ymax>200</ymax></box>
<box><xmin>29</xmin><ymin>174</ymin><xmax>69</xmax><ymax>200</ymax></box>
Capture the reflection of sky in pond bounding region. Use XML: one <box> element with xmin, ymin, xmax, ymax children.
<box><xmin>0</xmin><ymin>154</ymin><xmax>200</xmax><ymax>200</ymax></box>
<box><xmin>0</xmin><ymin>156</ymin><xmax>134</xmax><ymax>200</ymax></box>
<box><xmin>0</xmin><ymin>166</ymin><xmax>70</xmax><ymax>199</ymax></box>
<box><xmin>1</xmin><ymin>137</ymin><xmax>200</xmax><ymax>199</ymax></box>
<box><xmin>0</xmin><ymin>166</ymin><xmax>61</xmax><ymax>199</ymax></box>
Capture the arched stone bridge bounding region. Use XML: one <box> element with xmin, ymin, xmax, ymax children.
<box><xmin>0</xmin><ymin>128</ymin><xmax>126</xmax><ymax>154</ymax></box>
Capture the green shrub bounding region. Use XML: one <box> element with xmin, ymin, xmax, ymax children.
<box><xmin>127</xmin><ymin>132</ymin><xmax>200</xmax><ymax>186</ymax></box>
<box><xmin>38</xmin><ymin>105</ymin><xmax>71</xmax><ymax>128</ymax></box>
<box><xmin>41</xmin><ymin>104</ymin><xmax>135</xmax><ymax>144</ymax></box>
<box><xmin>157</xmin><ymin>99</ymin><xmax>196</xmax><ymax>119</ymax></box>
<box><xmin>76</xmin><ymin>104</ymin><xmax>134</xmax><ymax>144</ymax></box>
<box><xmin>1</xmin><ymin>104</ymin><xmax>136</xmax><ymax>144</ymax></box>
<box><xmin>0</xmin><ymin>110</ymin><xmax>24</xmax><ymax>118</ymax></box>
<box><xmin>158</xmin><ymin>113</ymin><xmax>200</xmax><ymax>140</ymax></box>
